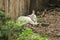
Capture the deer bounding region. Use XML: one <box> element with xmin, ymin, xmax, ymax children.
<box><xmin>16</xmin><ymin>10</ymin><xmax>38</xmax><ymax>26</ymax></box>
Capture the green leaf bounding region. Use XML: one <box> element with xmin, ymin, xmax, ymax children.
<box><xmin>0</xmin><ymin>31</ymin><xmax>3</xmax><ymax>37</ymax></box>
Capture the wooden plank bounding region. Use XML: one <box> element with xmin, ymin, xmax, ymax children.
<box><xmin>19</xmin><ymin>0</ymin><xmax>30</xmax><ymax>16</ymax></box>
<box><xmin>27</xmin><ymin>0</ymin><xmax>30</xmax><ymax>15</ymax></box>
<box><xmin>4</xmin><ymin>0</ymin><xmax>9</xmax><ymax>17</ymax></box>
<box><xmin>19</xmin><ymin>0</ymin><xmax>25</xmax><ymax>16</ymax></box>
<box><xmin>24</xmin><ymin>0</ymin><xmax>30</xmax><ymax>15</ymax></box>
<box><xmin>0</xmin><ymin>0</ymin><xmax>3</xmax><ymax>9</ymax></box>
<box><xmin>27</xmin><ymin>0</ymin><xmax>30</xmax><ymax>14</ymax></box>
<box><xmin>10</xmin><ymin>0</ymin><xmax>16</xmax><ymax>20</ymax></box>
<box><xmin>2</xmin><ymin>0</ymin><xmax>30</xmax><ymax>20</ymax></box>
<box><xmin>15</xmin><ymin>0</ymin><xmax>19</xmax><ymax>19</ymax></box>
<box><xmin>9</xmin><ymin>0</ymin><xmax>20</xmax><ymax>20</ymax></box>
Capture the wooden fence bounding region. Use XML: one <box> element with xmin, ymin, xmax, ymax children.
<box><xmin>0</xmin><ymin>0</ymin><xmax>30</xmax><ymax>20</ymax></box>
<box><xmin>0</xmin><ymin>0</ymin><xmax>50</xmax><ymax>20</ymax></box>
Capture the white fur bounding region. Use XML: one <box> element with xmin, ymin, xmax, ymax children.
<box><xmin>17</xmin><ymin>10</ymin><xmax>38</xmax><ymax>25</ymax></box>
<box><xmin>17</xmin><ymin>16</ymin><xmax>38</xmax><ymax>25</ymax></box>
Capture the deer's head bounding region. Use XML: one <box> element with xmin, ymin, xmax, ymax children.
<box><xmin>28</xmin><ymin>10</ymin><xmax>38</xmax><ymax>25</ymax></box>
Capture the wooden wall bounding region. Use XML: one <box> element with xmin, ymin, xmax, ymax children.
<box><xmin>0</xmin><ymin>0</ymin><xmax>30</xmax><ymax>20</ymax></box>
<box><xmin>1</xmin><ymin>0</ymin><xmax>59</xmax><ymax>20</ymax></box>
<box><xmin>0</xmin><ymin>0</ymin><xmax>3</xmax><ymax>9</ymax></box>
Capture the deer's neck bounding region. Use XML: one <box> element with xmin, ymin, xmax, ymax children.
<box><xmin>27</xmin><ymin>16</ymin><xmax>35</xmax><ymax>22</ymax></box>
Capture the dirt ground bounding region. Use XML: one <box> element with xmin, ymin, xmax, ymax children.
<box><xmin>28</xmin><ymin>8</ymin><xmax>60</xmax><ymax>40</ymax></box>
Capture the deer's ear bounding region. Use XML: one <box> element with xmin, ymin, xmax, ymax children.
<box><xmin>31</xmin><ymin>10</ymin><xmax>35</xmax><ymax>15</ymax></box>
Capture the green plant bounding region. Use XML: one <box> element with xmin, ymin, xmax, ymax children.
<box><xmin>0</xmin><ymin>9</ymin><xmax>11</xmax><ymax>24</ymax></box>
<box><xmin>0</xmin><ymin>9</ymin><xmax>50</xmax><ymax>40</ymax></box>
<box><xmin>17</xmin><ymin>28</ymin><xmax>49</xmax><ymax>40</ymax></box>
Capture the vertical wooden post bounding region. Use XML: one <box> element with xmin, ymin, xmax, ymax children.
<box><xmin>19</xmin><ymin>0</ymin><xmax>25</xmax><ymax>16</ymax></box>
<box><xmin>24</xmin><ymin>0</ymin><xmax>30</xmax><ymax>15</ymax></box>
<box><xmin>10</xmin><ymin>0</ymin><xmax>20</xmax><ymax>20</ymax></box>
<box><xmin>0</xmin><ymin>0</ymin><xmax>3</xmax><ymax>24</ymax></box>
<box><xmin>3</xmin><ymin>0</ymin><xmax>30</xmax><ymax>20</ymax></box>
<box><xmin>19</xmin><ymin>0</ymin><xmax>30</xmax><ymax>16</ymax></box>
<box><xmin>0</xmin><ymin>0</ymin><xmax>3</xmax><ymax>9</ymax></box>
<box><xmin>10</xmin><ymin>0</ymin><xmax>15</xmax><ymax>20</ymax></box>
<box><xmin>3</xmin><ymin>0</ymin><xmax>8</xmax><ymax>17</ymax></box>
<box><xmin>15</xmin><ymin>0</ymin><xmax>19</xmax><ymax>19</ymax></box>
<box><xmin>27</xmin><ymin>0</ymin><xmax>30</xmax><ymax>15</ymax></box>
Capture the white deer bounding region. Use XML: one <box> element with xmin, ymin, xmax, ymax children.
<box><xmin>16</xmin><ymin>10</ymin><xmax>38</xmax><ymax>26</ymax></box>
